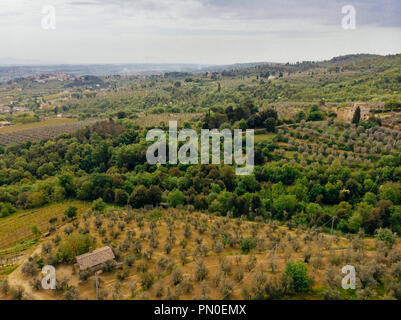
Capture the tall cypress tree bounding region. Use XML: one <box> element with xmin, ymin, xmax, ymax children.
<box><xmin>352</xmin><ymin>106</ymin><xmax>361</xmax><ymax>124</ymax></box>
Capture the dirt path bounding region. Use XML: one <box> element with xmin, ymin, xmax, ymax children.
<box><xmin>6</xmin><ymin>245</ymin><xmax>50</xmax><ymax>300</ymax></box>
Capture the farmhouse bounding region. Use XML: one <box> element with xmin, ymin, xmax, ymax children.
<box><xmin>0</xmin><ymin>121</ymin><xmax>11</xmax><ymax>128</ymax></box>
<box><xmin>337</xmin><ymin>103</ymin><xmax>373</xmax><ymax>122</ymax></box>
<box><xmin>75</xmin><ymin>246</ymin><xmax>115</xmax><ymax>273</ymax></box>
<box><xmin>0</xmin><ymin>106</ymin><xmax>10</xmax><ymax>113</ymax></box>
<box><xmin>353</xmin><ymin>103</ymin><xmax>371</xmax><ymax>121</ymax></box>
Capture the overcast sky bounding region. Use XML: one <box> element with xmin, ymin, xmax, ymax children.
<box><xmin>0</xmin><ymin>0</ymin><xmax>400</xmax><ymax>64</ymax></box>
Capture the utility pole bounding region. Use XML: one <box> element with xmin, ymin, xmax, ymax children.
<box><xmin>330</xmin><ymin>216</ymin><xmax>336</xmax><ymax>235</ymax></box>
<box><xmin>95</xmin><ymin>272</ymin><xmax>99</xmax><ymax>300</ymax></box>
<box><xmin>95</xmin><ymin>270</ymin><xmax>102</xmax><ymax>300</ymax></box>
<box><xmin>273</xmin><ymin>243</ymin><xmax>278</xmax><ymax>273</ymax></box>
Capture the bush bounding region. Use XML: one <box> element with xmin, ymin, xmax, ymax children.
<box><xmin>284</xmin><ymin>261</ymin><xmax>312</xmax><ymax>292</ymax></box>
<box><xmin>171</xmin><ymin>268</ymin><xmax>183</xmax><ymax>286</ymax></box>
<box><xmin>92</xmin><ymin>198</ymin><xmax>107</xmax><ymax>212</ymax></box>
<box><xmin>0</xmin><ymin>202</ymin><xmax>16</xmax><ymax>218</ymax></box>
<box><xmin>375</xmin><ymin>228</ymin><xmax>397</xmax><ymax>247</ymax></box>
<box><xmin>64</xmin><ymin>286</ymin><xmax>79</xmax><ymax>300</ymax></box>
<box><xmin>124</xmin><ymin>254</ymin><xmax>135</xmax><ymax>267</ymax></box>
<box><xmin>140</xmin><ymin>272</ymin><xmax>155</xmax><ymax>289</ymax></box>
<box><xmin>240</xmin><ymin>238</ymin><xmax>257</xmax><ymax>254</ymax></box>
<box><xmin>10</xmin><ymin>286</ymin><xmax>24</xmax><ymax>300</ymax></box>
<box><xmin>64</xmin><ymin>205</ymin><xmax>78</xmax><ymax>219</ymax></box>
<box><xmin>79</xmin><ymin>270</ymin><xmax>91</xmax><ymax>281</ymax></box>
<box><xmin>21</xmin><ymin>261</ymin><xmax>37</xmax><ymax>277</ymax></box>
<box><xmin>0</xmin><ymin>279</ymin><xmax>9</xmax><ymax>295</ymax></box>
<box><xmin>168</xmin><ymin>189</ymin><xmax>185</xmax><ymax>208</ymax></box>
<box><xmin>195</xmin><ymin>260</ymin><xmax>209</xmax><ymax>282</ymax></box>
<box><xmin>58</xmin><ymin>234</ymin><xmax>94</xmax><ymax>262</ymax></box>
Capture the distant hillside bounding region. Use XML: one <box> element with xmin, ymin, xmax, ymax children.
<box><xmin>0</xmin><ymin>63</ymin><xmax>211</xmax><ymax>82</ymax></box>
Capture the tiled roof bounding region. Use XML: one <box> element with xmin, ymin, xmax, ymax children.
<box><xmin>76</xmin><ymin>246</ymin><xmax>115</xmax><ymax>270</ymax></box>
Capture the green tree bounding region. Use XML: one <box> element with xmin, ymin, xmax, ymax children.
<box><xmin>352</xmin><ymin>106</ymin><xmax>361</xmax><ymax>124</ymax></box>
<box><xmin>284</xmin><ymin>261</ymin><xmax>312</xmax><ymax>292</ymax></box>
<box><xmin>114</xmin><ymin>189</ymin><xmax>129</xmax><ymax>206</ymax></box>
<box><xmin>375</xmin><ymin>228</ymin><xmax>397</xmax><ymax>247</ymax></box>
<box><xmin>240</xmin><ymin>238</ymin><xmax>257</xmax><ymax>254</ymax></box>
<box><xmin>148</xmin><ymin>185</ymin><xmax>162</xmax><ymax>206</ymax></box>
<box><xmin>64</xmin><ymin>205</ymin><xmax>78</xmax><ymax>219</ymax></box>
<box><xmin>168</xmin><ymin>189</ymin><xmax>185</xmax><ymax>207</ymax></box>
<box><xmin>59</xmin><ymin>174</ymin><xmax>75</xmax><ymax>197</ymax></box>
<box><xmin>379</xmin><ymin>182</ymin><xmax>401</xmax><ymax>205</ymax></box>
<box><xmin>129</xmin><ymin>185</ymin><xmax>148</xmax><ymax>208</ymax></box>
<box><xmin>264</xmin><ymin>117</ymin><xmax>276</xmax><ymax>133</ymax></box>
<box><xmin>92</xmin><ymin>198</ymin><xmax>106</xmax><ymax>212</ymax></box>
<box><xmin>58</xmin><ymin>234</ymin><xmax>94</xmax><ymax>262</ymax></box>
<box><xmin>273</xmin><ymin>195</ymin><xmax>297</xmax><ymax>220</ymax></box>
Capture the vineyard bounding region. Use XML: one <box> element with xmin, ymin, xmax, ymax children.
<box><xmin>0</xmin><ymin>201</ymin><xmax>90</xmax><ymax>252</ymax></box>
<box><xmin>0</xmin><ymin>119</ymin><xmax>97</xmax><ymax>146</ymax></box>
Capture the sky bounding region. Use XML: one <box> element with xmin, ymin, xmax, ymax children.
<box><xmin>0</xmin><ymin>0</ymin><xmax>400</xmax><ymax>65</ymax></box>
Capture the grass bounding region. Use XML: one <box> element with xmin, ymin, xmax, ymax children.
<box><xmin>0</xmin><ymin>264</ymin><xmax>19</xmax><ymax>277</ymax></box>
<box><xmin>254</xmin><ymin>133</ymin><xmax>275</xmax><ymax>142</ymax></box>
<box><xmin>0</xmin><ymin>201</ymin><xmax>90</xmax><ymax>250</ymax></box>
<box><xmin>0</xmin><ymin>239</ymin><xmax>38</xmax><ymax>258</ymax></box>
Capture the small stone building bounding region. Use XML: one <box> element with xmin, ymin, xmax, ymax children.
<box><xmin>75</xmin><ymin>246</ymin><xmax>115</xmax><ymax>273</ymax></box>
<box><xmin>338</xmin><ymin>103</ymin><xmax>372</xmax><ymax>123</ymax></box>
<box><xmin>0</xmin><ymin>121</ymin><xmax>11</xmax><ymax>128</ymax></box>
<box><xmin>160</xmin><ymin>202</ymin><xmax>170</xmax><ymax>209</ymax></box>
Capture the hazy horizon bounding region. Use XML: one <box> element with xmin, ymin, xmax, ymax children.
<box><xmin>0</xmin><ymin>52</ymin><xmax>400</xmax><ymax>68</ymax></box>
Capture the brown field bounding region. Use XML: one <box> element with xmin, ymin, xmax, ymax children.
<box><xmin>4</xmin><ymin>207</ymin><xmax>399</xmax><ymax>300</ymax></box>
<box><xmin>0</xmin><ymin>119</ymin><xmax>97</xmax><ymax>146</ymax></box>
<box><xmin>0</xmin><ymin>118</ymin><xmax>76</xmax><ymax>134</ymax></box>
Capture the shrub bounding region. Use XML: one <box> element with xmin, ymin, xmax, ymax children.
<box><xmin>124</xmin><ymin>254</ymin><xmax>135</xmax><ymax>267</ymax></box>
<box><xmin>171</xmin><ymin>268</ymin><xmax>183</xmax><ymax>286</ymax></box>
<box><xmin>0</xmin><ymin>202</ymin><xmax>16</xmax><ymax>218</ymax></box>
<box><xmin>102</xmin><ymin>260</ymin><xmax>117</xmax><ymax>273</ymax></box>
<box><xmin>375</xmin><ymin>228</ymin><xmax>397</xmax><ymax>247</ymax></box>
<box><xmin>10</xmin><ymin>286</ymin><xmax>24</xmax><ymax>300</ymax></box>
<box><xmin>64</xmin><ymin>205</ymin><xmax>78</xmax><ymax>219</ymax></box>
<box><xmin>219</xmin><ymin>278</ymin><xmax>234</xmax><ymax>300</ymax></box>
<box><xmin>168</xmin><ymin>189</ymin><xmax>185</xmax><ymax>208</ymax></box>
<box><xmin>58</xmin><ymin>234</ymin><xmax>94</xmax><ymax>262</ymax></box>
<box><xmin>240</xmin><ymin>238</ymin><xmax>257</xmax><ymax>254</ymax></box>
<box><xmin>140</xmin><ymin>272</ymin><xmax>155</xmax><ymax>289</ymax></box>
<box><xmin>21</xmin><ymin>261</ymin><xmax>37</xmax><ymax>277</ymax></box>
<box><xmin>284</xmin><ymin>261</ymin><xmax>312</xmax><ymax>292</ymax></box>
<box><xmin>92</xmin><ymin>198</ymin><xmax>107</xmax><ymax>212</ymax></box>
<box><xmin>195</xmin><ymin>260</ymin><xmax>209</xmax><ymax>282</ymax></box>
<box><xmin>0</xmin><ymin>279</ymin><xmax>9</xmax><ymax>295</ymax></box>
<box><xmin>64</xmin><ymin>286</ymin><xmax>79</xmax><ymax>300</ymax></box>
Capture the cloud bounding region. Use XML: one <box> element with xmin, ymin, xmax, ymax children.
<box><xmin>63</xmin><ymin>0</ymin><xmax>401</xmax><ymax>27</ymax></box>
<box><xmin>0</xmin><ymin>0</ymin><xmax>400</xmax><ymax>64</ymax></box>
